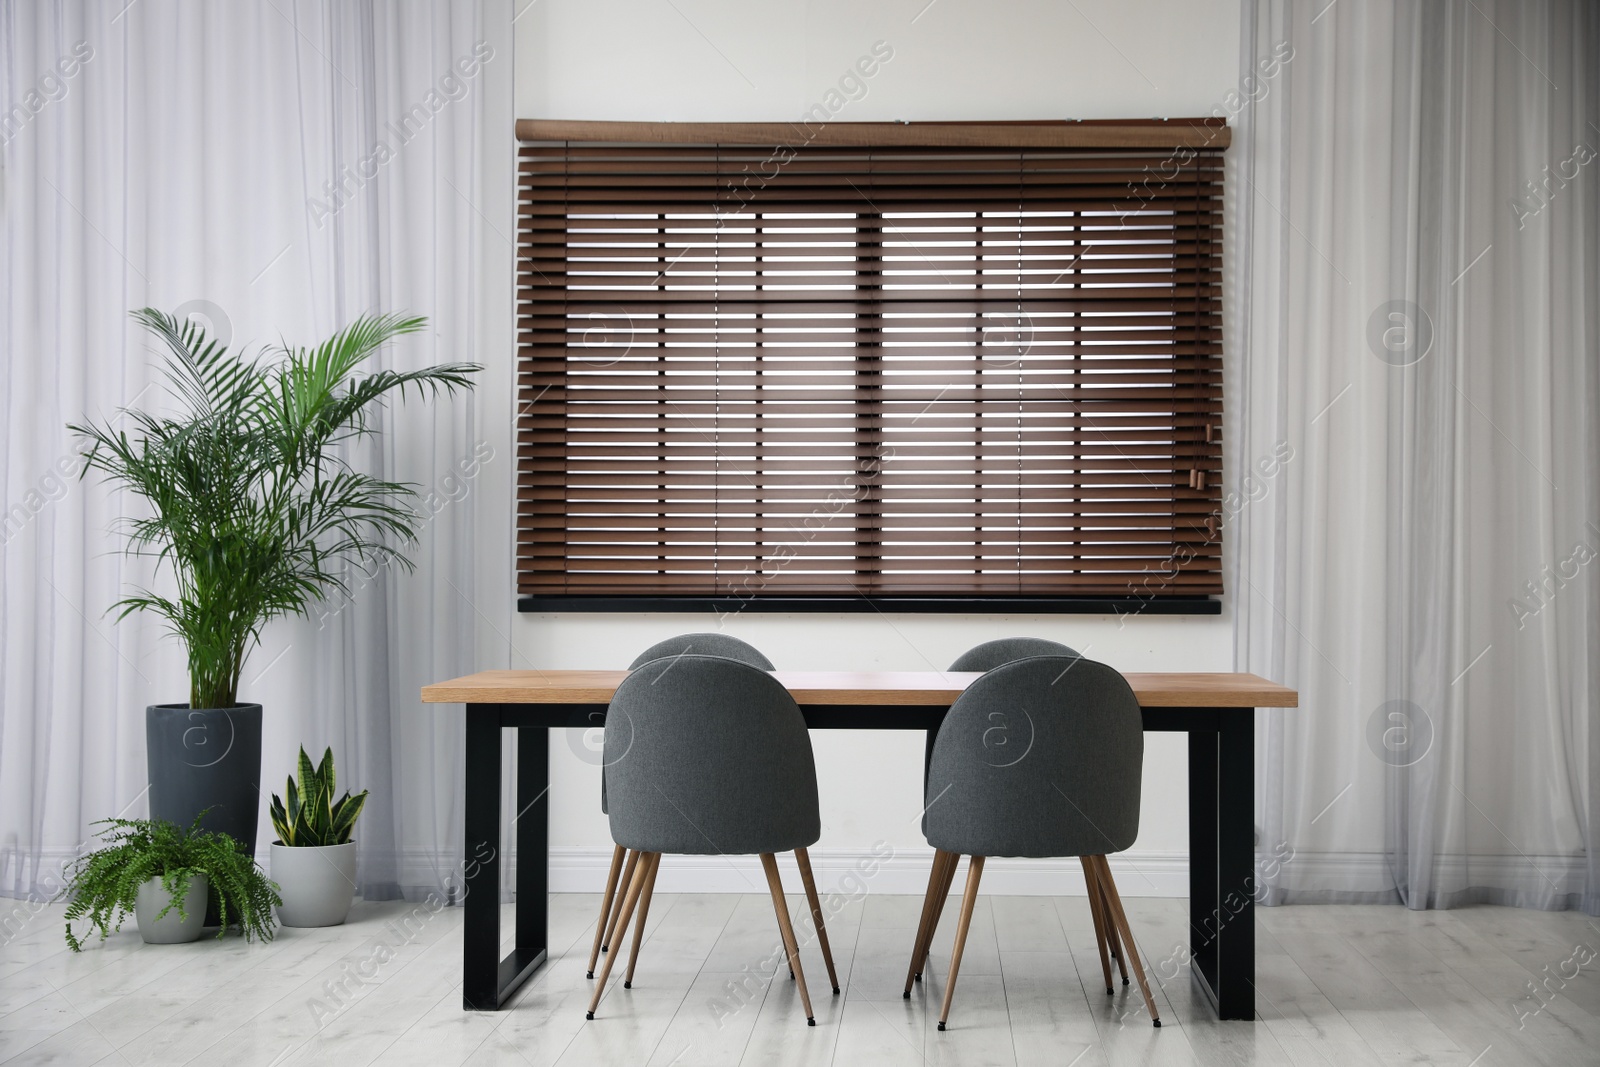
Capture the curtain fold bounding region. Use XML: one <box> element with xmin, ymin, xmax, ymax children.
<box><xmin>1234</xmin><ymin>0</ymin><xmax>1599</xmax><ymax>911</ymax></box>
<box><xmin>0</xmin><ymin>0</ymin><xmax>515</xmax><ymax>903</ymax></box>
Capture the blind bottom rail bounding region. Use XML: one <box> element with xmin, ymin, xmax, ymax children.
<box><xmin>517</xmin><ymin>593</ymin><xmax>1221</xmax><ymax>615</ymax></box>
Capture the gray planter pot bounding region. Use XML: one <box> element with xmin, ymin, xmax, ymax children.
<box><xmin>146</xmin><ymin>703</ymin><xmax>263</xmax><ymax>855</ymax></box>
<box><xmin>134</xmin><ymin>873</ymin><xmax>208</xmax><ymax>944</ymax></box>
<box><xmin>148</xmin><ymin>703</ymin><xmax>263</xmax><ymax>927</ymax></box>
<box><xmin>271</xmin><ymin>841</ymin><xmax>357</xmax><ymax>927</ymax></box>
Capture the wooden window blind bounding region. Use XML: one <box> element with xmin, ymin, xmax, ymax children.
<box><xmin>516</xmin><ymin>120</ymin><xmax>1227</xmax><ymax>611</ymax></box>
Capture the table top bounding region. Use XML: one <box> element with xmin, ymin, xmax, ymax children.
<box><xmin>421</xmin><ymin>669</ymin><xmax>1298</xmax><ymax>709</ymax></box>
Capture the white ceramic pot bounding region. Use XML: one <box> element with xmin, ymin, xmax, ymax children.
<box><xmin>134</xmin><ymin>873</ymin><xmax>209</xmax><ymax>944</ymax></box>
<box><xmin>271</xmin><ymin>841</ymin><xmax>357</xmax><ymax>927</ymax></box>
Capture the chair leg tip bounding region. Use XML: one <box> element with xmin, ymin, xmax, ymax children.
<box><xmin>902</xmin><ymin>990</ymin><xmax>910</xmax><ymax>999</ymax></box>
<box><xmin>585</xmin><ymin>971</ymin><xmax>594</xmax><ymax>979</ymax></box>
<box><xmin>914</xmin><ymin>973</ymin><xmax>922</xmax><ymax>982</ymax></box>
<box><xmin>1106</xmin><ymin>987</ymin><xmax>1114</xmax><ymax>995</ymax></box>
<box><xmin>833</xmin><ymin>987</ymin><xmax>840</xmax><ymax>995</ymax></box>
<box><xmin>623</xmin><ymin>981</ymin><xmax>631</xmax><ymax>989</ymax></box>
<box><xmin>585</xmin><ymin>1011</ymin><xmax>594</xmax><ymax>1020</ymax></box>
<box><xmin>937</xmin><ymin>1021</ymin><xmax>946</xmax><ymax>1032</ymax></box>
<box><xmin>1123</xmin><ymin>977</ymin><xmax>1130</xmax><ymax>985</ymax></box>
<box><xmin>807</xmin><ymin>1017</ymin><xmax>816</xmax><ymax>1026</ymax></box>
<box><xmin>1153</xmin><ymin>1019</ymin><xmax>1162</xmax><ymax>1028</ymax></box>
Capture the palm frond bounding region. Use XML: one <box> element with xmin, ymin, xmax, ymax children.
<box><xmin>131</xmin><ymin>307</ymin><xmax>265</xmax><ymax>420</ymax></box>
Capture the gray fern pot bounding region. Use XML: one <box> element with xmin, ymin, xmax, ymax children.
<box><xmin>134</xmin><ymin>873</ymin><xmax>208</xmax><ymax>944</ymax></box>
<box><xmin>271</xmin><ymin>841</ymin><xmax>357</xmax><ymax>927</ymax></box>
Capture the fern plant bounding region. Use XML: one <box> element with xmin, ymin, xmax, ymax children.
<box><xmin>270</xmin><ymin>746</ymin><xmax>369</xmax><ymax>847</ymax></box>
<box><xmin>62</xmin><ymin>816</ymin><xmax>281</xmax><ymax>951</ymax></box>
<box><xmin>70</xmin><ymin>309</ymin><xmax>478</xmax><ymax>710</ymax></box>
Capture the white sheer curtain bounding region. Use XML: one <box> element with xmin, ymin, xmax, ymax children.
<box><xmin>1232</xmin><ymin>0</ymin><xmax>1599</xmax><ymax>911</ymax></box>
<box><xmin>0</xmin><ymin>0</ymin><xmax>515</xmax><ymax>903</ymax></box>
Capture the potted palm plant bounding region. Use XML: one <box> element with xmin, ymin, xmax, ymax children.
<box><xmin>269</xmin><ymin>746</ymin><xmax>369</xmax><ymax>927</ymax></box>
<box><xmin>71</xmin><ymin>309</ymin><xmax>476</xmax><ymax>868</ymax></box>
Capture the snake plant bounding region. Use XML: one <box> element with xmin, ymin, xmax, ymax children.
<box><xmin>270</xmin><ymin>747</ymin><xmax>368</xmax><ymax>847</ymax></box>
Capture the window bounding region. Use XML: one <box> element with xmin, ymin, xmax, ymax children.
<box><xmin>515</xmin><ymin>120</ymin><xmax>1226</xmax><ymax>612</ymax></box>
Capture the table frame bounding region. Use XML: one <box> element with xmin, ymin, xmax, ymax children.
<box><xmin>458</xmin><ymin>700</ymin><xmax>1257</xmax><ymax>1020</ymax></box>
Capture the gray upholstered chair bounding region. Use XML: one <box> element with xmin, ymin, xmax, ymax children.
<box><xmin>905</xmin><ymin>655</ymin><xmax>1161</xmax><ymax>1030</ymax></box>
<box><xmin>947</xmin><ymin>636</ymin><xmax>1079</xmax><ymax>672</ymax></box>
<box><xmin>586</xmin><ymin>634</ymin><xmax>777</xmax><ymax>980</ymax></box>
<box><xmin>933</xmin><ymin>636</ymin><xmax>1112</xmax><ymax>976</ymax></box>
<box><xmin>586</xmin><ymin>654</ymin><xmax>838</xmax><ymax>1025</ymax></box>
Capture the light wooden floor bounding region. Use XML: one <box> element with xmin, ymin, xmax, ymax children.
<box><xmin>1</xmin><ymin>890</ymin><xmax>1597</xmax><ymax>1065</ymax></box>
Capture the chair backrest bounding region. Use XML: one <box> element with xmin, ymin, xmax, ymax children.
<box><xmin>604</xmin><ymin>633</ymin><xmax>775</xmax><ymax>815</ymax></box>
<box><xmin>948</xmin><ymin>637</ymin><xmax>1080</xmax><ymax>672</ymax></box>
<box><xmin>606</xmin><ymin>655</ymin><xmax>820</xmax><ymax>856</ymax></box>
<box><xmin>925</xmin><ymin>656</ymin><xmax>1142</xmax><ymax>858</ymax></box>
<box><xmin>629</xmin><ymin>632</ymin><xmax>776</xmax><ymax>670</ymax></box>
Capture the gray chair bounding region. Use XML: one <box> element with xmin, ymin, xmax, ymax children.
<box><xmin>931</xmin><ymin>637</ymin><xmax>1103</xmax><ymax>959</ymax></box>
<box><xmin>586</xmin><ymin>654</ymin><xmax>838</xmax><ymax>1025</ymax></box>
<box><xmin>587</xmin><ymin>634</ymin><xmax>777</xmax><ymax>980</ymax></box>
<box><xmin>917</xmin><ymin>637</ymin><xmax>1085</xmax><ymax>835</ymax></box>
<box><xmin>947</xmin><ymin>637</ymin><xmax>1080</xmax><ymax>672</ymax></box>
<box><xmin>905</xmin><ymin>655</ymin><xmax>1161</xmax><ymax>1030</ymax></box>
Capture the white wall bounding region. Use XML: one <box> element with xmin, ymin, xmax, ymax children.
<box><xmin>511</xmin><ymin>0</ymin><xmax>1243</xmax><ymax>894</ymax></box>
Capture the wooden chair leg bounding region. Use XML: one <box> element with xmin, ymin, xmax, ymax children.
<box><xmin>904</xmin><ymin>849</ymin><xmax>949</xmax><ymax>996</ymax></box>
<box><xmin>587</xmin><ymin>844</ymin><xmax>627</xmax><ymax>978</ymax></box>
<box><xmin>1096</xmin><ymin>865</ymin><xmax>1129</xmax><ymax>986</ymax></box>
<box><xmin>1080</xmin><ymin>855</ymin><xmax>1116</xmax><ymax>995</ymax></box>
<box><xmin>587</xmin><ymin>852</ymin><xmax>654</xmax><ymax>1020</ymax></box>
<box><xmin>623</xmin><ymin>852</ymin><xmax>662</xmax><ymax>988</ymax></box>
<box><xmin>937</xmin><ymin>855</ymin><xmax>984</xmax><ymax>1032</ymax></box>
<box><xmin>601</xmin><ymin>849</ymin><xmax>638</xmax><ymax>953</ymax></box>
<box><xmin>760</xmin><ymin>852</ymin><xmax>816</xmax><ymax>1025</ymax></box>
<box><xmin>918</xmin><ymin>849</ymin><xmax>960</xmax><ymax>980</ymax></box>
<box><xmin>1085</xmin><ymin>856</ymin><xmax>1128</xmax><ymax>987</ymax></box>
<box><xmin>794</xmin><ymin>847</ymin><xmax>840</xmax><ymax>994</ymax></box>
<box><xmin>1092</xmin><ymin>855</ymin><xmax>1161</xmax><ymax>1027</ymax></box>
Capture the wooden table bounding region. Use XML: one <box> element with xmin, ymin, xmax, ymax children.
<box><xmin>421</xmin><ymin>669</ymin><xmax>1298</xmax><ymax>1019</ymax></box>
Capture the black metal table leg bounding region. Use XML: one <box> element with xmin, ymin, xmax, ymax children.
<box><xmin>462</xmin><ymin>710</ymin><xmax>551</xmax><ymax>1010</ymax></box>
<box><xmin>1214</xmin><ymin>709</ymin><xmax>1256</xmax><ymax>1019</ymax></box>
<box><xmin>463</xmin><ymin>705</ymin><xmax>503</xmax><ymax>1010</ymax></box>
<box><xmin>1187</xmin><ymin>725</ymin><xmax>1221</xmax><ymax>1001</ymax></box>
<box><xmin>1186</xmin><ymin>709</ymin><xmax>1256</xmax><ymax>1020</ymax></box>
<box><xmin>510</xmin><ymin>726</ymin><xmax>550</xmax><ymax>969</ymax></box>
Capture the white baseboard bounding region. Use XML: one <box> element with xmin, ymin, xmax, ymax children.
<box><xmin>546</xmin><ymin>846</ymin><xmax>1191</xmax><ymax>897</ymax></box>
<box><xmin>6</xmin><ymin>845</ymin><xmax>1589</xmax><ymax>904</ymax></box>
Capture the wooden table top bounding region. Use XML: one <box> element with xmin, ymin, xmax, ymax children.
<box><xmin>421</xmin><ymin>669</ymin><xmax>1298</xmax><ymax>709</ymax></box>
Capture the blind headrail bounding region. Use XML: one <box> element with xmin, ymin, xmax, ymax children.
<box><xmin>514</xmin><ymin>118</ymin><xmax>1232</xmax><ymax>150</ymax></box>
